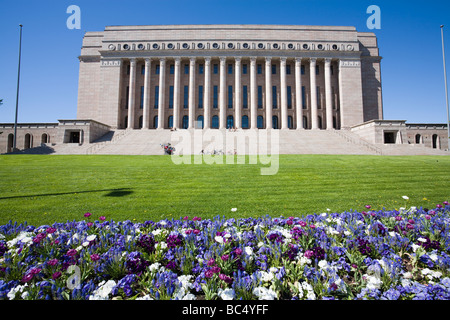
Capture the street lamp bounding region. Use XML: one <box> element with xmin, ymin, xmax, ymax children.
<box><xmin>441</xmin><ymin>25</ymin><xmax>450</xmax><ymax>151</ymax></box>
<box><xmin>13</xmin><ymin>24</ymin><xmax>23</xmax><ymax>151</ymax></box>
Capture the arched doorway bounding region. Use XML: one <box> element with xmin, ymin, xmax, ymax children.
<box><xmin>272</xmin><ymin>116</ymin><xmax>278</xmax><ymax>129</ymax></box>
<box><xmin>24</xmin><ymin>133</ymin><xmax>32</xmax><ymax>149</ymax></box>
<box><xmin>227</xmin><ymin>115</ymin><xmax>234</xmax><ymax>129</ymax></box>
<box><xmin>41</xmin><ymin>133</ymin><xmax>49</xmax><ymax>144</ymax></box>
<box><xmin>7</xmin><ymin>134</ymin><xmax>14</xmax><ymax>153</ymax></box>
<box><xmin>432</xmin><ymin>134</ymin><xmax>439</xmax><ymax>149</ymax></box>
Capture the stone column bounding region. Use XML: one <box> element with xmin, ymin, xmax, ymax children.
<box><xmin>203</xmin><ymin>57</ymin><xmax>211</xmax><ymax>129</ymax></box>
<box><xmin>250</xmin><ymin>57</ymin><xmax>257</xmax><ymax>129</ymax></box>
<box><xmin>173</xmin><ymin>57</ymin><xmax>181</xmax><ymax>129</ymax></box>
<box><xmin>265</xmin><ymin>57</ymin><xmax>272</xmax><ymax>129</ymax></box>
<box><xmin>280</xmin><ymin>57</ymin><xmax>288</xmax><ymax>129</ymax></box>
<box><xmin>188</xmin><ymin>57</ymin><xmax>196</xmax><ymax>129</ymax></box>
<box><xmin>219</xmin><ymin>57</ymin><xmax>226</xmax><ymax>129</ymax></box>
<box><xmin>142</xmin><ymin>58</ymin><xmax>151</xmax><ymax>129</ymax></box>
<box><xmin>127</xmin><ymin>58</ymin><xmax>136</xmax><ymax>129</ymax></box>
<box><xmin>234</xmin><ymin>57</ymin><xmax>241</xmax><ymax>129</ymax></box>
<box><xmin>295</xmin><ymin>58</ymin><xmax>303</xmax><ymax>129</ymax></box>
<box><xmin>157</xmin><ymin>57</ymin><xmax>166</xmax><ymax>129</ymax></box>
<box><xmin>324</xmin><ymin>58</ymin><xmax>333</xmax><ymax>130</ymax></box>
<box><xmin>309</xmin><ymin>58</ymin><xmax>318</xmax><ymax>129</ymax></box>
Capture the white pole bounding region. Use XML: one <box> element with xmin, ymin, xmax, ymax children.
<box><xmin>441</xmin><ymin>25</ymin><xmax>450</xmax><ymax>151</ymax></box>
<box><xmin>13</xmin><ymin>24</ymin><xmax>23</xmax><ymax>151</ymax></box>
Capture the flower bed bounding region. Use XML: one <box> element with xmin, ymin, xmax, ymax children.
<box><xmin>1</xmin><ymin>200</ymin><xmax>450</xmax><ymax>300</ymax></box>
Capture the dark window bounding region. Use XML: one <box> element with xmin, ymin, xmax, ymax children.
<box><xmin>213</xmin><ymin>64</ymin><xmax>218</xmax><ymax>74</ymax></box>
<box><xmin>140</xmin><ymin>86</ymin><xmax>144</xmax><ymax>109</ymax></box>
<box><xmin>272</xmin><ymin>86</ymin><xmax>277</xmax><ymax>109</ymax></box>
<box><xmin>184</xmin><ymin>64</ymin><xmax>189</xmax><ymax>74</ymax></box>
<box><xmin>286</xmin><ymin>65</ymin><xmax>291</xmax><ymax>75</ymax></box>
<box><xmin>182</xmin><ymin>116</ymin><xmax>189</xmax><ymax>129</ymax></box>
<box><xmin>155</xmin><ymin>65</ymin><xmax>160</xmax><ymax>75</ymax></box>
<box><xmin>243</xmin><ymin>86</ymin><xmax>248</xmax><ymax>109</ymax></box>
<box><xmin>199</xmin><ymin>86</ymin><xmax>204</xmax><ymax>108</ymax></box>
<box><xmin>242</xmin><ymin>115</ymin><xmax>249</xmax><ymax>129</ymax></box>
<box><xmin>154</xmin><ymin>86</ymin><xmax>159</xmax><ymax>108</ymax></box>
<box><xmin>272</xmin><ymin>64</ymin><xmax>277</xmax><ymax>75</ymax></box>
<box><xmin>169</xmin><ymin>64</ymin><xmax>174</xmax><ymax>74</ymax></box>
<box><xmin>183</xmin><ymin>86</ymin><xmax>189</xmax><ymax>108</ymax></box>
<box><xmin>228</xmin><ymin>64</ymin><xmax>233</xmax><ymax>74</ymax></box>
<box><xmin>257</xmin><ymin>116</ymin><xmax>264</xmax><ymax>129</ymax></box>
<box><xmin>243</xmin><ymin>64</ymin><xmax>248</xmax><ymax>74</ymax></box>
<box><xmin>258</xmin><ymin>86</ymin><xmax>263</xmax><ymax>108</ymax></box>
<box><xmin>257</xmin><ymin>64</ymin><xmax>262</xmax><ymax>74</ymax></box>
<box><xmin>199</xmin><ymin>64</ymin><xmax>204</xmax><ymax>74</ymax></box>
<box><xmin>287</xmin><ymin>86</ymin><xmax>292</xmax><ymax>109</ymax></box>
<box><xmin>227</xmin><ymin>115</ymin><xmax>234</xmax><ymax>129</ymax></box>
<box><xmin>169</xmin><ymin>86</ymin><xmax>174</xmax><ymax>109</ymax></box>
<box><xmin>301</xmin><ymin>65</ymin><xmax>305</xmax><ymax>75</ymax></box>
<box><xmin>213</xmin><ymin>86</ymin><xmax>218</xmax><ymax>108</ymax></box>
<box><xmin>228</xmin><ymin>86</ymin><xmax>233</xmax><ymax>108</ymax></box>
<box><xmin>212</xmin><ymin>115</ymin><xmax>219</xmax><ymax>129</ymax></box>
<box><xmin>302</xmin><ymin>86</ymin><xmax>306</xmax><ymax>109</ymax></box>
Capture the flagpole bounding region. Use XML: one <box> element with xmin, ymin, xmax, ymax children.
<box><xmin>13</xmin><ymin>24</ymin><xmax>23</xmax><ymax>151</ymax></box>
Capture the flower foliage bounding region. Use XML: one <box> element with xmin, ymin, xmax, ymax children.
<box><xmin>1</xmin><ymin>201</ymin><xmax>450</xmax><ymax>300</ymax></box>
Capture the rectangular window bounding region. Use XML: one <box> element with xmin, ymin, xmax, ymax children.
<box><xmin>154</xmin><ymin>86</ymin><xmax>159</xmax><ymax>108</ymax></box>
<box><xmin>228</xmin><ymin>64</ymin><xmax>233</xmax><ymax>74</ymax></box>
<box><xmin>213</xmin><ymin>85</ymin><xmax>218</xmax><ymax>108</ymax></box>
<box><xmin>257</xmin><ymin>64</ymin><xmax>262</xmax><ymax>74</ymax></box>
<box><xmin>169</xmin><ymin>64</ymin><xmax>174</xmax><ymax>75</ymax></box>
<box><xmin>272</xmin><ymin>64</ymin><xmax>277</xmax><ymax>75</ymax></box>
<box><xmin>228</xmin><ymin>85</ymin><xmax>233</xmax><ymax>108</ymax></box>
<box><xmin>332</xmin><ymin>86</ymin><xmax>336</xmax><ymax>109</ymax></box>
<box><xmin>287</xmin><ymin>86</ymin><xmax>292</xmax><ymax>109</ymax></box>
<box><xmin>155</xmin><ymin>65</ymin><xmax>160</xmax><ymax>75</ymax></box>
<box><xmin>316</xmin><ymin>65</ymin><xmax>319</xmax><ymax>75</ymax></box>
<box><xmin>184</xmin><ymin>64</ymin><xmax>189</xmax><ymax>74</ymax></box>
<box><xmin>199</xmin><ymin>64</ymin><xmax>204</xmax><ymax>75</ymax></box>
<box><xmin>169</xmin><ymin>86</ymin><xmax>174</xmax><ymax>109</ymax></box>
<box><xmin>243</xmin><ymin>85</ymin><xmax>248</xmax><ymax>109</ymax></box>
<box><xmin>286</xmin><ymin>65</ymin><xmax>291</xmax><ymax>75</ymax></box>
<box><xmin>243</xmin><ymin>64</ymin><xmax>248</xmax><ymax>74</ymax></box>
<box><xmin>140</xmin><ymin>86</ymin><xmax>144</xmax><ymax>109</ymax></box>
<box><xmin>317</xmin><ymin>86</ymin><xmax>321</xmax><ymax>109</ymax></box>
<box><xmin>331</xmin><ymin>65</ymin><xmax>334</xmax><ymax>76</ymax></box>
<box><xmin>198</xmin><ymin>86</ymin><xmax>203</xmax><ymax>108</ymax></box>
<box><xmin>301</xmin><ymin>65</ymin><xmax>305</xmax><ymax>75</ymax></box>
<box><xmin>125</xmin><ymin>86</ymin><xmax>129</xmax><ymax>109</ymax></box>
<box><xmin>257</xmin><ymin>86</ymin><xmax>263</xmax><ymax>109</ymax></box>
<box><xmin>183</xmin><ymin>86</ymin><xmax>189</xmax><ymax>108</ymax></box>
<box><xmin>302</xmin><ymin>86</ymin><xmax>306</xmax><ymax>109</ymax></box>
<box><xmin>213</xmin><ymin>64</ymin><xmax>218</xmax><ymax>74</ymax></box>
<box><xmin>272</xmin><ymin>86</ymin><xmax>277</xmax><ymax>109</ymax></box>
<box><xmin>127</xmin><ymin>65</ymin><xmax>130</xmax><ymax>75</ymax></box>
<box><xmin>141</xmin><ymin>65</ymin><xmax>145</xmax><ymax>75</ymax></box>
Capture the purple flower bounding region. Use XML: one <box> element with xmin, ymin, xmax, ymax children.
<box><xmin>48</xmin><ymin>258</ymin><xmax>58</xmax><ymax>266</ymax></box>
<box><xmin>99</xmin><ymin>216</ymin><xmax>106</xmax><ymax>221</ymax></box>
<box><xmin>207</xmin><ymin>258</ymin><xmax>215</xmax><ymax>266</ymax></box>
<box><xmin>90</xmin><ymin>254</ymin><xmax>100</xmax><ymax>261</ymax></box>
<box><xmin>304</xmin><ymin>250</ymin><xmax>314</xmax><ymax>259</ymax></box>
<box><xmin>67</xmin><ymin>249</ymin><xmax>77</xmax><ymax>256</ymax></box>
<box><xmin>52</xmin><ymin>271</ymin><xmax>62</xmax><ymax>280</ymax></box>
<box><xmin>84</xmin><ymin>212</ymin><xmax>92</xmax><ymax>218</ymax></box>
<box><xmin>221</xmin><ymin>254</ymin><xmax>230</xmax><ymax>261</ymax></box>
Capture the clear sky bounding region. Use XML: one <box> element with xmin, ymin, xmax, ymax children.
<box><xmin>1</xmin><ymin>0</ymin><xmax>449</xmax><ymax>124</ymax></box>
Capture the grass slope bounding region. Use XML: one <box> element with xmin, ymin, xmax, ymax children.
<box><xmin>0</xmin><ymin>154</ymin><xmax>448</xmax><ymax>226</ymax></box>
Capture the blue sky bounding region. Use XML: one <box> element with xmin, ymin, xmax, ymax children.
<box><xmin>1</xmin><ymin>0</ymin><xmax>449</xmax><ymax>124</ymax></box>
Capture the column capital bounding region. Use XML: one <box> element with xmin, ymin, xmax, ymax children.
<box><xmin>159</xmin><ymin>57</ymin><xmax>166</xmax><ymax>65</ymax></box>
<box><xmin>324</xmin><ymin>58</ymin><xmax>332</xmax><ymax>65</ymax></box>
<box><xmin>189</xmin><ymin>57</ymin><xmax>196</xmax><ymax>64</ymax></box>
<box><xmin>219</xmin><ymin>56</ymin><xmax>227</xmax><ymax>63</ymax></box>
<box><xmin>265</xmin><ymin>57</ymin><xmax>272</xmax><ymax>64</ymax></box>
<box><xmin>280</xmin><ymin>57</ymin><xmax>287</xmax><ymax>63</ymax></box>
<box><xmin>250</xmin><ymin>56</ymin><xmax>257</xmax><ymax>64</ymax></box>
<box><xmin>144</xmin><ymin>58</ymin><xmax>151</xmax><ymax>64</ymax></box>
<box><xmin>294</xmin><ymin>57</ymin><xmax>302</xmax><ymax>64</ymax></box>
<box><xmin>204</xmin><ymin>56</ymin><xmax>211</xmax><ymax>64</ymax></box>
<box><xmin>130</xmin><ymin>58</ymin><xmax>137</xmax><ymax>65</ymax></box>
<box><xmin>174</xmin><ymin>56</ymin><xmax>181</xmax><ymax>63</ymax></box>
<box><xmin>234</xmin><ymin>56</ymin><xmax>241</xmax><ymax>63</ymax></box>
<box><xmin>309</xmin><ymin>57</ymin><xmax>317</xmax><ymax>64</ymax></box>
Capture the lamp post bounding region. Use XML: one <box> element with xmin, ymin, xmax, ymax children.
<box><xmin>13</xmin><ymin>24</ymin><xmax>23</xmax><ymax>151</ymax></box>
<box><xmin>441</xmin><ymin>25</ymin><xmax>450</xmax><ymax>151</ymax></box>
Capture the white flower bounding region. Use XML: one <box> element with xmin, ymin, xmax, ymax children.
<box><xmin>152</xmin><ymin>229</ymin><xmax>162</xmax><ymax>236</ymax></box>
<box><xmin>149</xmin><ymin>262</ymin><xmax>161</xmax><ymax>272</ymax></box>
<box><xmin>215</xmin><ymin>236</ymin><xmax>224</xmax><ymax>244</ymax></box>
<box><xmin>417</xmin><ymin>237</ymin><xmax>427</xmax><ymax>243</ymax></box>
<box><xmin>403</xmin><ymin>271</ymin><xmax>413</xmax><ymax>279</ymax></box>
<box><xmin>218</xmin><ymin>288</ymin><xmax>235</xmax><ymax>300</ymax></box>
<box><xmin>231</xmin><ymin>208</ymin><xmax>237</xmax><ymax>212</ymax></box>
<box><xmin>257</xmin><ymin>241</ymin><xmax>264</xmax><ymax>248</ymax></box>
<box><xmin>318</xmin><ymin>260</ymin><xmax>329</xmax><ymax>269</ymax></box>
<box><xmin>365</xmin><ymin>275</ymin><xmax>382</xmax><ymax>289</ymax></box>
<box><xmin>429</xmin><ymin>252</ymin><xmax>438</xmax><ymax>261</ymax></box>
<box><xmin>253</xmin><ymin>286</ymin><xmax>277</xmax><ymax>300</ymax></box>
<box><xmin>402</xmin><ymin>196</ymin><xmax>409</xmax><ymax>200</ymax></box>
<box><xmin>86</xmin><ymin>234</ymin><xmax>97</xmax><ymax>242</ymax></box>
<box><xmin>89</xmin><ymin>280</ymin><xmax>116</xmax><ymax>300</ymax></box>
<box><xmin>136</xmin><ymin>294</ymin><xmax>153</xmax><ymax>300</ymax></box>
<box><xmin>411</xmin><ymin>243</ymin><xmax>421</xmax><ymax>252</ymax></box>
<box><xmin>7</xmin><ymin>284</ymin><xmax>27</xmax><ymax>300</ymax></box>
<box><xmin>244</xmin><ymin>246</ymin><xmax>253</xmax><ymax>256</ymax></box>
<box><xmin>82</xmin><ymin>241</ymin><xmax>90</xmax><ymax>247</ymax></box>
<box><xmin>260</xmin><ymin>271</ymin><xmax>274</xmax><ymax>282</ymax></box>
<box><xmin>160</xmin><ymin>221</ymin><xmax>167</xmax><ymax>226</ymax></box>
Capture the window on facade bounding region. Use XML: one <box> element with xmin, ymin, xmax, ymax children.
<box><xmin>197</xmin><ymin>115</ymin><xmax>204</xmax><ymax>129</ymax></box>
<box><xmin>184</xmin><ymin>64</ymin><xmax>189</xmax><ymax>74</ymax></box>
<box><xmin>213</xmin><ymin>86</ymin><xmax>218</xmax><ymax>108</ymax></box>
<box><xmin>139</xmin><ymin>116</ymin><xmax>143</xmax><ymax>129</ymax></box>
<box><xmin>272</xmin><ymin>64</ymin><xmax>277</xmax><ymax>75</ymax></box>
<box><xmin>170</xmin><ymin>64</ymin><xmax>174</xmax><ymax>74</ymax></box>
<box><xmin>155</xmin><ymin>65</ymin><xmax>160</xmax><ymax>75</ymax></box>
<box><xmin>258</xmin><ymin>86</ymin><xmax>263</xmax><ymax>109</ymax></box>
<box><xmin>318</xmin><ymin>116</ymin><xmax>322</xmax><ymax>129</ymax></box>
<box><xmin>213</xmin><ymin>64</ymin><xmax>218</xmax><ymax>74</ymax></box>
<box><xmin>141</xmin><ymin>65</ymin><xmax>145</xmax><ymax>75</ymax></box>
<box><xmin>154</xmin><ymin>116</ymin><xmax>158</xmax><ymax>129</ymax></box>
<box><xmin>287</xmin><ymin>86</ymin><xmax>292</xmax><ymax>109</ymax></box>
<box><xmin>243</xmin><ymin>86</ymin><xmax>248</xmax><ymax>109</ymax></box>
<box><xmin>242</xmin><ymin>115</ymin><xmax>249</xmax><ymax>129</ymax></box>
<box><xmin>316</xmin><ymin>65</ymin><xmax>319</xmax><ymax>75</ymax></box>
<box><xmin>288</xmin><ymin>116</ymin><xmax>293</xmax><ymax>129</ymax></box>
<box><xmin>243</xmin><ymin>64</ymin><xmax>248</xmax><ymax>74</ymax></box>
<box><xmin>272</xmin><ymin>116</ymin><xmax>279</xmax><ymax>129</ymax></box>
<box><xmin>415</xmin><ymin>134</ymin><xmax>421</xmax><ymax>144</ymax></box>
<box><xmin>301</xmin><ymin>65</ymin><xmax>305</xmax><ymax>75</ymax></box>
<box><xmin>183</xmin><ymin>86</ymin><xmax>189</xmax><ymax>108</ymax></box>
<box><xmin>257</xmin><ymin>64</ymin><xmax>262</xmax><ymax>74</ymax></box>
<box><xmin>154</xmin><ymin>86</ymin><xmax>159</xmax><ymax>108</ymax></box>
<box><xmin>169</xmin><ymin>86</ymin><xmax>174</xmax><ymax>109</ymax></box>
<box><xmin>228</xmin><ymin>64</ymin><xmax>233</xmax><ymax>74</ymax></box>
<box><xmin>227</xmin><ymin>115</ymin><xmax>234</xmax><ymax>129</ymax></box>
<box><xmin>286</xmin><ymin>65</ymin><xmax>291</xmax><ymax>75</ymax></box>
<box><xmin>272</xmin><ymin>86</ymin><xmax>277</xmax><ymax>109</ymax></box>
<box><xmin>182</xmin><ymin>116</ymin><xmax>189</xmax><ymax>129</ymax></box>
<box><xmin>317</xmin><ymin>86</ymin><xmax>321</xmax><ymax>109</ymax></box>
<box><xmin>303</xmin><ymin>116</ymin><xmax>308</xmax><ymax>129</ymax></box>
<box><xmin>199</xmin><ymin>86</ymin><xmax>204</xmax><ymax>109</ymax></box>
<box><xmin>199</xmin><ymin>64</ymin><xmax>204</xmax><ymax>75</ymax></box>
<box><xmin>302</xmin><ymin>86</ymin><xmax>306</xmax><ymax>109</ymax></box>
<box><xmin>168</xmin><ymin>116</ymin><xmax>173</xmax><ymax>128</ymax></box>
<box><xmin>257</xmin><ymin>115</ymin><xmax>264</xmax><ymax>129</ymax></box>
<box><xmin>140</xmin><ymin>86</ymin><xmax>144</xmax><ymax>109</ymax></box>
<box><xmin>125</xmin><ymin>86</ymin><xmax>129</xmax><ymax>109</ymax></box>
<box><xmin>212</xmin><ymin>115</ymin><xmax>219</xmax><ymax>129</ymax></box>
<box><xmin>228</xmin><ymin>86</ymin><xmax>233</xmax><ymax>108</ymax></box>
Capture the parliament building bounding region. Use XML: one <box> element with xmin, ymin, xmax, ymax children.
<box><xmin>1</xmin><ymin>25</ymin><xmax>448</xmax><ymax>155</ymax></box>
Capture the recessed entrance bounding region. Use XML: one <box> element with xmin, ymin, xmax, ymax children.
<box><xmin>383</xmin><ymin>131</ymin><xmax>396</xmax><ymax>144</ymax></box>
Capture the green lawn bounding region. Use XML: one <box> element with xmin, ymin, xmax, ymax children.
<box><xmin>0</xmin><ymin>154</ymin><xmax>448</xmax><ymax>226</ymax></box>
